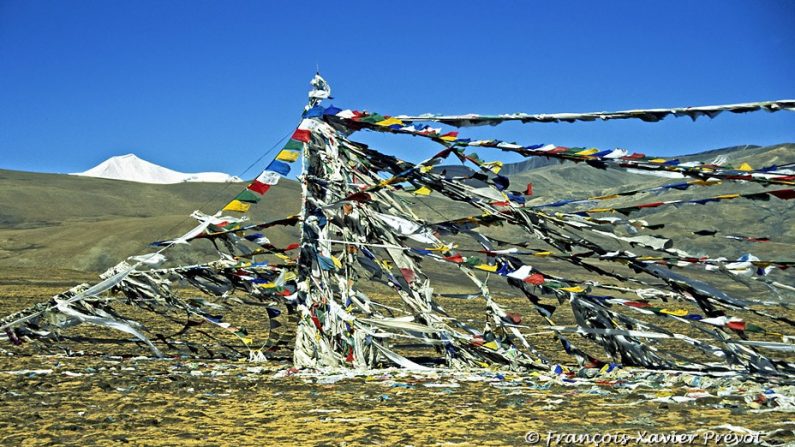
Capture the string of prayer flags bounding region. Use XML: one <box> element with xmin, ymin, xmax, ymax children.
<box><xmin>569</xmin><ymin>188</ymin><xmax>795</xmax><ymax>217</ymax></box>
<box><xmin>321</xmin><ymin>106</ymin><xmax>795</xmax><ymax>186</ymax></box>
<box><xmin>222</xmin><ymin>121</ymin><xmax>312</xmax><ymax>213</ymax></box>
<box><xmin>391</xmin><ymin>99</ymin><xmax>795</xmax><ymax>126</ymax></box>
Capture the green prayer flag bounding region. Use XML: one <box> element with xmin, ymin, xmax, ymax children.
<box><xmin>360</xmin><ymin>113</ymin><xmax>385</xmax><ymax>124</ymax></box>
<box><xmin>235</xmin><ymin>189</ymin><xmax>262</xmax><ymax>203</ymax></box>
<box><xmin>284</xmin><ymin>139</ymin><xmax>304</xmax><ymax>151</ymax></box>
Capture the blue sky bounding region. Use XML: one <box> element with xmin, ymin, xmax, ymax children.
<box><xmin>1</xmin><ymin>1</ymin><xmax>793</xmax><ymax>177</ymax></box>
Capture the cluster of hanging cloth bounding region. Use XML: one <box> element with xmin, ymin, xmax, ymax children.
<box><xmin>2</xmin><ymin>75</ymin><xmax>794</xmax><ymax>378</ymax></box>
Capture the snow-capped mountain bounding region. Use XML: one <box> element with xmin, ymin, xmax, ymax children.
<box><xmin>71</xmin><ymin>154</ymin><xmax>242</xmax><ymax>184</ymax></box>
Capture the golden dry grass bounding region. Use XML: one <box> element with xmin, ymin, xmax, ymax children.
<box><xmin>2</xmin><ymin>275</ymin><xmax>794</xmax><ymax>446</ymax></box>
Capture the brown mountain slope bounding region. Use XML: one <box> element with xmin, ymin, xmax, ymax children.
<box><xmin>0</xmin><ymin>143</ymin><xmax>792</xmax><ymax>276</ymax></box>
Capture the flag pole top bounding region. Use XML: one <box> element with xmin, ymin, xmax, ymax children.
<box><xmin>307</xmin><ymin>73</ymin><xmax>331</xmax><ymax>110</ymax></box>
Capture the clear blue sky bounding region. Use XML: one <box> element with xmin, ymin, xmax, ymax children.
<box><xmin>1</xmin><ymin>1</ymin><xmax>793</xmax><ymax>176</ymax></box>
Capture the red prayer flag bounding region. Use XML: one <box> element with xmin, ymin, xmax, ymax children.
<box><xmin>444</xmin><ymin>254</ymin><xmax>464</xmax><ymax>263</ymax></box>
<box><xmin>400</xmin><ymin>268</ymin><xmax>415</xmax><ymax>283</ymax></box>
<box><xmin>345</xmin><ymin>192</ymin><xmax>372</xmax><ymax>203</ymax></box>
<box><xmin>769</xmin><ymin>189</ymin><xmax>795</xmax><ymax>200</ymax></box>
<box><xmin>291</xmin><ymin>129</ymin><xmax>311</xmax><ymax>143</ymax></box>
<box><xmin>311</xmin><ymin>314</ymin><xmax>322</xmax><ymax>330</ymax></box>
<box><xmin>470</xmin><ymin>335</ymin><xmax>485</xmax><ymax>347</ymax></box>
<box><xmin>624</xmin><ymin>301</ymin><xmax>651</xmax><ymax>308</ymax></box>
<box><xmin>505</xmin><ymin>312</ymin><xmax>522</xmax><ymax>324</ymax></box>
<box><xmin>524</xmin><ymin>273</ymin><xmax>545</xmax><ymax>285</ymax></box>
<box><xmin>524</xmin><ymin>183</ymin><xmax>533</xmax><ymax>196</ymax></box>
<box><xmin>637</xmin><ymin>201</ymin><xmax>664</xmax><ymax>209</ymax></box>
<box><xmin>727</xmin><ymin>320</ymin><xmax>746</xmax><ymax>331</ymax></box>
<box><xmin>247</xmin><ymin>181</ymin><xmax>271</xmax><ymax>195</ymax></box>
<box><xmin>622</xmin><ymin>153</ymin><xmax>646</xmax><ymax>159</ymax></box>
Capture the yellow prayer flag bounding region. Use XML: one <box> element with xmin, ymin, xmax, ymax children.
<box><xmin>590</xmin><ymin>194</ymin><xmax>620</xmax><ymax>200</ymax></box>
<box><xmin>560</xmin><ymin>286</ymin><xmax>585</xmax><ymax>293</ymax></box>
<box><xmin>533</xmin><ymin>251</ymin><xmax>553</xmax><ymax>257</ymax></box>
<box><xmin>376</xmin><ymin>117</ymin><xmax>404</xmax><ymax>127</ymax></box>
<box><xmin>482</xmin><ymin>161</ymin><xmax>503</xmax><ymax>174</ymax></box>
<box><xmin>223</xmin><ymin>199</ymin><xmax>251</xmax><ymax>213</ymax></box>
<box><xmin>587</xmin><ymin>208</ymin><xmax>614</xmax><ymax>214</ymax></box>
<box><xmin>331</xmin><ymin>255</ymin><xmax>342</xmax><ymax>269</ymax></box>
<box><xmin>276</xmin><ymin>150</ymin><xmax>300</xmax><ymax>162</ymax></box>
<box><xmin>660</xmin><ymin>308</ymin><xmax>688</xmax><ymax>317</ymax></box>
<box><xmin>575</xmin><ymin>148</ymin><xmax>599</xmax><ymax>156</ymax></box>
<box><xmin>413</xmin><ymin>186</ymin><xmax>432</xmax><ymax>196</ymax></box>
<box><xmin>715</xmin><ymin>194</ymin><xmax>740</xmax><ymax>200</ymax></box>
<box><xmin>649</xmin><ymin>158</ymin><xmax>667</xmax><ymax>163</ymax></box>
<box><xmin>738</xmin><ymin>162</ymin><xmax>753</xmax><ymax>171</ymax></box>
<box><xmin>690</xmin><ymin>179</ymin><xmax>719</xmax><ymax>186</ymax></box>
<box><xmin>419</xmin><ymin>165</ymin><xmax>434</xmax><ymax>173</ymax></box>
<box><xmin>274</xmin><ymin>253</ymin><xmax>292</xmax><ymax>262</ymax></box>
<box><xmin>483</xmin><ymin>341</ymin><xmax>499</xmax><ymax>350</ymax></box>
<box><xmin>475</xmin><ymin>264</ymin><xmax>498</xmax><ymax>272</ymax></box>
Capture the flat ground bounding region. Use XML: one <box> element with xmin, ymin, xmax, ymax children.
<box><xmin>1</xmin><ymin>270</ymin><xmax>794</xmax><ymax>446</ymax></box>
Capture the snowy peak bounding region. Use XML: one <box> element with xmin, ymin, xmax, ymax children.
<box><xmin>72</xmin><ymin>154</ymin><xmax>242</xmax><ymax>184</ymax></box>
